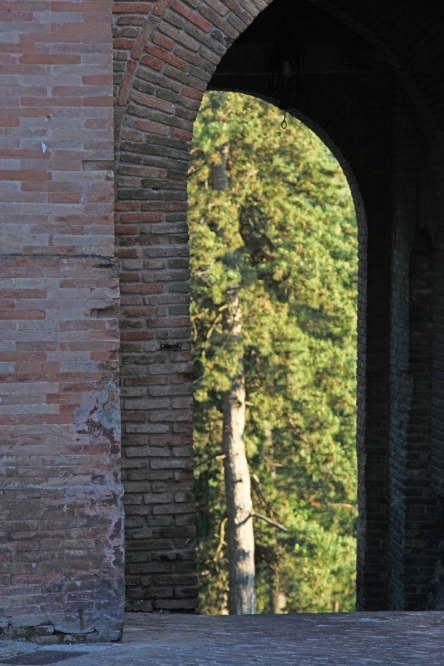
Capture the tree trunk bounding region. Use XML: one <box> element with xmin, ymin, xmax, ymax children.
<box><xmin>222</xmin><ymin>296</ymin><xmax>257</xmax><ymax>615</ymax></box>
<box><xmin>210</xmin><ymin>100</ymin><xmax>256</xmax><ymax>614</ymax></box>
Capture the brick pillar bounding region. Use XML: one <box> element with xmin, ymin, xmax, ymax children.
<box><xmin>390</xmin><ymin>229</ymin><xmax>441</xmax><ymax>609</ymax></box>
<box><xmin>112</xmin><ymin>0</ymin><xmax>266</xmax><ymax>612</ymax></box>
<box><xmin>0</xmin><ymin>1</ymin><xmax>124</xmax><ymax>642</ymax></box>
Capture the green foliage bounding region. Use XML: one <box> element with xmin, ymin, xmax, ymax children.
<box><xmin>189</xmin><ymin>92</ymin><xmax>358</xmax><ymax>614</ymax></box>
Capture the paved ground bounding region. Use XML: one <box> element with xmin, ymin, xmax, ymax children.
<box><xmin>1</xmin><ymin>612</ymin><xmax>444</xmax><ymax>665</ymax></box>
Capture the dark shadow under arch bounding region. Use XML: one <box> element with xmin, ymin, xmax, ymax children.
<box><xmin>402</xmin><ymin>229</ymin><xmax>440</xmax><ymax>608</ymax></box>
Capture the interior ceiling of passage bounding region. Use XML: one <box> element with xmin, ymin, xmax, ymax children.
<box><xmin>209</xmin><ymin>0</ymin><xmax>390</xmax><ymax>93</ymax></box>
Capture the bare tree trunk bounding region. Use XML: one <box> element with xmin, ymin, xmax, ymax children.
<box><xmin>222</xmin><ymin>295</ymin><xmax>257</xmax><ymax>615</ymax></box>
<box><xmin>210</xmin><ymin>99</ymin><xmax>256</xmax><ymax>614</ymax></box>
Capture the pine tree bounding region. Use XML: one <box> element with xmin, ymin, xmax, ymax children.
<box><xmin>189</xmin><ymin>92</ymin><xmax>358</xmax><ymax>614</ymax></box>
<box><xmin>209</xmin><ymin>92</ymin><xmax>256</xmax><ymax>614</ymax></box>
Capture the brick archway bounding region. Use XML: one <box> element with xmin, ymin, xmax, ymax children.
<box><xmin>3</xmin><ymin>0</ymin><xmax>444</xmax><ymax>642</ymax></box>
<box><xmin>112</xmin><ymin>0</ymin><xmax>444</xmax><ymax>615</ymax></box>
<box><xmin>113</xmin><ymin>0</ymin><xmax>275</xmax><ymax>614</ymax></box>
<box><xmin>113</xmin><ymin>0</ymin><xmax>387</xmax><ymax>616</ymax></box>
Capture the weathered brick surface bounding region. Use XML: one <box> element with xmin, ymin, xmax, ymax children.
<box><xmin>0</xmin><ymin>0</ymin><xmax>124</xmax><ymax>641</ymax></box>
<box><xmin>113</xmin><ymin>0</ymin><xmax>269</xmax><ymax>613</ymax></box>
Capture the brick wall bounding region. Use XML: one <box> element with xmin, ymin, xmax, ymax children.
<box><xmin>388</xmin><ymin>90</ymin><xmax>444</xmax><ymax>610</ymax></box>
<box><xmin>112</xmin><ymin>0</ymin><xmax>271</xmax><ymax>613</ymax></box>
<box><xmin>5</xmin><ymin>0</ymin><xmax>444</xmax><ymax>627</ymax></box>
<box><xmin>0</xmin><ymin>0</ymin><xmax>124</xmax><ymax>642</ymax></box>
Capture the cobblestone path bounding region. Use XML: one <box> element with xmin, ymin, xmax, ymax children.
<box><xmin>2</xmin><ymin>612</ymin><xmax>444</xmax><ymax>666</ymax></box>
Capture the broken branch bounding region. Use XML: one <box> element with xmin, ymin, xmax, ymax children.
<box><xmin>251</xmin><ymin>511</ymin><xmax>289</xmax><ymax>533</ymax></box>
<box><xmin>194</xmin><ymin>453</ymin><xmax>226</xmax><ymax>469</ymax></box>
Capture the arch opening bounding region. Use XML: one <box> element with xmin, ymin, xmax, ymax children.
<box><xmin>188</xmin><ymin>90</ymin><xmax>360</xmax><ymax>614</ymax></box>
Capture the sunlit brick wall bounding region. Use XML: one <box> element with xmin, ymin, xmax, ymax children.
<box><xmin>0</xmin><ymin>0</ymin><xmax>124</xmax><ymax>641</ymax></box>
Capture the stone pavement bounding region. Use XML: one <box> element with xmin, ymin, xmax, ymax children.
<box><xmin>1</xmin><ymin>612</ymin><xmax>444</xmax><ymax>666</ymax></box>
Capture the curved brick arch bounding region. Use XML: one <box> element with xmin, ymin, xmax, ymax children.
<box><xmin>113</xmin><ymin>0</ymin><xmax>272</xmax><ymax>144</ymax></box>
<box><xmin>112</xmin><ymin>0</ymin><xmax>444</xmax><ymax>613</ymax></box>
<box><xmin>112</xmin><ymin>0</ymin><xmax>378</xmax><ymax>614</ymax></box>
<box><xmin>114</xmin><ymin>0</ymin><xmax>444</xmax><ymax>172</ymax></box>
<box><xmin>113</xmin><ymin>0</ymin><xmax>280</xmax><ymax>613</ymax></box>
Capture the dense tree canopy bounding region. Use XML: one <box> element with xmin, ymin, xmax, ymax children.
<box><xmin>188</xmin><ymin>92</ymin><xmax>358</xmax><ymax>614</ymax></box>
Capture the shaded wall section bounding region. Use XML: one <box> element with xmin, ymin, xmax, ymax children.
<box><xmin>113</xmin><ymin>0</ymin><xmax>271</xmax><ymax>614</ymax></box>
<box><xmin>0</xmin><ymin>0</ymin><xmax>124</xmax><ymax>641</ymax></box>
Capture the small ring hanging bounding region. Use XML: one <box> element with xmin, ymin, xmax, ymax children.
<box><xmin>281</xmin><ymin>110</ymin><xmax>288</xmax><ymax>130</ymax></box>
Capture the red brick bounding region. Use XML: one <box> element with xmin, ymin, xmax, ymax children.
<box><xmin>82</xmin><ymin>74</ymin><xmax>113</xmax><ymax>85</ymax></box>
<box><xmin>0</xmin><ymin>310</ymin><xmax>46</xmax><ymax>320</ymax></box>
<box><xmin>52</xmin><ymin>21</ymin><xmax>110</xmax><ymax>34</ymax></box>
<box><xmin>120</xmin><ymin>212</ymin><xmax>164</xmax><ymax>223</ymax></box>
<box><xmin>121</xmin><ymin>331</ymin><xmax>155</xmax><ymax>340</ymax></box>
<box><xmin>121</xmin><ymin>129</ymin><xmax>144</xmax><ymax>142</ymax></box>
<box><xmin>171</xmin><ymin>128</ymin><xmax>192</xmax><ymax>141</ymax></box>
<box><xmin>82</xmin><ymin>96</ymin><xmax>114</xmax><ymax>106</ymax></box>
<box><xmin>22</xmin><ymin>96</ymin><xmax>81</xmax><ymax>107</ymax></box>
<box><xmin>130</xmin><ymin>90</ymin><xmax>174</xmax><ymax>113</ymax></box>
<box><xmin>171</xmin><ymin>1</ymin><xmax>212</xmax><ymax>32</ymax></box>
<box><xmin>140</xmin><ymin>54</ymin><xmax>164</xmax><ymax>71</ymax></box>
<box><xmin>117</xmin><ymin>58</ymin><xmax>137</xmax><ymax>107</ymax></box>
<box><xmin>50</xmin><ymin>1</ymin><xmax>110</xmax><ymax>11</ymax></box>
<box><xmin>118</xmin><ymin>16</ymin><xmax>146</xmax><ymax>25</ymax></box>
<box><xmin>182</xmin><ymin>86</ymin><xmax>203</xmax><ymax>100</ymax></box>
<box><xmin>146</xmin><ymin>44</ymin><xmax>189</xmax><ymax>71</ymax></box>
<box><xmin>115</xmin><ymin>249</ymin><xmax>140</xmax><ymax>258</ymax></box>
<box><xmin>154</xmin><ymin>0</ymin><xmax>172</xmax><ymax>15</ymax></box>
<box><xmin>113</xmin><ymin>38</ymin><xmax>136</xmax><ymax>49</ymax></box>
<box><xmin>0</xmin><ymin>170</ymin><xmax>49</xmax><ymax>181</ymax></box>
<box><xmin>132</xmin><ymin>14</ymin><xmax>158</xmax><ymax>59</ymax></box>
<box><xmin>152</xmin><ymin>33</ymin><xmax>174</xmax><ymax>51</ymax></box>
<box><xmin>115</xmin><ymin>201</ymin><xmax>140</xmax><ymax>211</ymax></box>
<box><xmin>123</xmin><ymin>308</ymin><xmax>155</xmax><ymax>316</ymax></box>
<box><xmin>136</xmin><ymin>119</ymin><xmax>169</xmax><ymax>135</ymax></box>
<box><xmin>113</xmin><ymin>3</ymin><xmax>152</xmax><ymax>13</ymax></box>
<box><xmin>223</xmin><ymin>0</ymin><xmax>254</xmax><ymax>24</ymax></box>
<box><xmin>19</xmin><ymin>54</ymin><xmax>81</xmax><ymax>64</ymax></box>
<box><xmin>0</xmin><ymin>117</ymin><xmax>19</xmax><ymax>127</ymax></box>
<box><xmin>48</xmin><ymin>193</ymin><xmax>80</xmax><ymax>204</ymax></box>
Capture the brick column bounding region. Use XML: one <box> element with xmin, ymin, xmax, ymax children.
<box><xmin>0</xmin><ymin>1</ymin><xmax>124</xmax><ymax>642</ymax></box>
<box><xmin>112</xmin><ymin>0</ymin><xmax>268</xmax><ymax>612</ymax></box>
